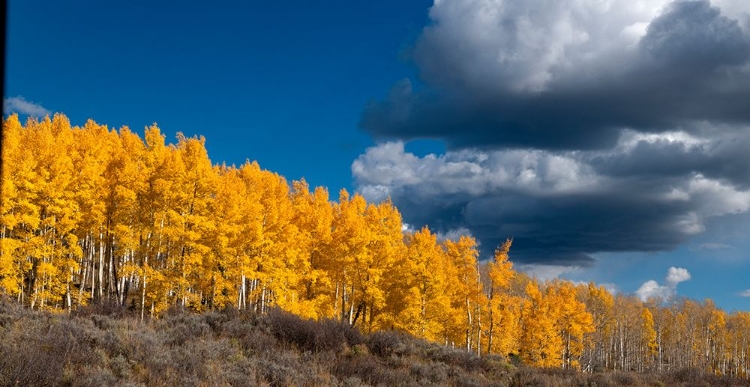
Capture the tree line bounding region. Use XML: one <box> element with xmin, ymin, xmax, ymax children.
<box><xmin>1</xmin><ymin>114</ymin><xmax>748</xmax><ymax>377</ymax></box>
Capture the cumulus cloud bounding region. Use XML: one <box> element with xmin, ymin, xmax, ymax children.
<box><xmin>636</xmin><ymin>280</ymin><xmax>673</xmax><ymax>301</ymax></box>
<box><xmin>636</xmin><ymin>266</ymin><xmax>691</xmax><ymax>301</ymax></box>
<box><xmin>354</xmin><ymin>0</ymin><xmax>750</xmax><ymax>264</ymax></box>
<box><xmin>3</xmin><ymin>96</ymin><xmax>51</xmax><ymax>117</ymax></box>
<box><xmin>665</xmin><ymin>266</ymin><xmax>692</xmax><ymax>286</ymax></box>
<box><xmin>353</xmin><ymin>138</ymin><xmax>750</xmax><ymax>263</ymax></box>
<box><xmin>361</xmin><ymin>0</ymin><xmax>750</xmax><ymax>151</ymax></box>
<box><xmin>739</xmin><ymin>289</ymin><xmax>750</xmax><ymax>297</ymax></box>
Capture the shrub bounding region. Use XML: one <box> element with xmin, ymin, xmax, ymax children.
<box><xmin>267</xmin><ymin>308</ymin><xmax>360</xmax><ymax>353</ymax></box>
<box><xmin>2</xmin><ymin>301</ymin><xmax>749</xmax><ymax>387</ymax></box>
<box><xmin>333</xmin><ymin>354</ymin><xmax>409</xmax><ymax>386</ymax></box>
<box><xmin>73</xmin><ymin>299</ymin><xmax>134</xmax><ymax>319</ymax></box>
<box><xmin>425</xmin><ymin>345</ymin><xmax>484</xmax><ymax>372</ymax></box>
<box><xmin>613</xmin><ymin>371</ymin><xmax>638</xmax><ymax>386</ymax></box>
<box><xmin>157</xmin><ymin>312</ymin><xmax>212</xmax><ymax>346</ymax></box>
<box><xmin>367</xmin><ymin>330</ymin><xmax>405</xmax><ymax>357</ymax></box>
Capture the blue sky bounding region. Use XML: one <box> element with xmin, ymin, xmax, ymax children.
<box><xmin>5</xmin><ymin>0</ymin><xmax>433</xmax><ymax>192</ymax></box>
<box><xmin>5</xmin><ymin>0</ymin><xmax>750</xmax><ymax>312</ymax></box>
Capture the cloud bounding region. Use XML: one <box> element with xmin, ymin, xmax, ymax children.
<box><xmin>739</xmin><ymin>289</ymin><xmax>750</xmax><ymax>297</ymax></box>
<box><xmin>354</xmin><ymin>0</ymin><xmax>750</xmax><ymax>264</ymax></box>
<box><xmin>3</xmin><ymin>96</ymin><xmax>51</xmax><ymax>117</ymax></box>
<box><xmin>590</xmin><ymin>128</ymin><xmax>750</xmax><ymax>189</ymax></box>
<box><xmin>600</xmin><ymin>283</ymin><xmax>619</xmax><ymax>296</ymax></box>
<box><xmin>361</xmin><ymin>0</ymin><xmax>750</xmax><ymax>151</ymax></box>
<box><xmin>694</xmin><ymin>242</ymin><xmax>733</xmax><ymax>250</ymax></box>
<box><xmin>436</xmin><ymin>227</ymin><xmax>474</xmax><ymax>242</ymax></box>
<box><xmin>636</xmin><ymin>280</ymin><xmax>674</xmax><ymax>301</ymax></box>
<box><xmin>665</xmin><ymin>266</ymin><xmax>692</xmax><ymax>286</ymax></box>
<box><xmin>516</xmin><ymin>263</ymin><xmax>583</xmax><ymax>282</ymax></box>
<box><xmin>636</xmin><ymin>266</ymin><xmax>691</xmax><ymax>301</ymax></box>
<box><xmin>353</xmin><ymin>139</ymin><xmax>750</xmax><ymax>263</ymax></box>
<box><xmin>401</xmin><ymin>223</ymin><xmax>415</xmax><ymax>233</ymax></box>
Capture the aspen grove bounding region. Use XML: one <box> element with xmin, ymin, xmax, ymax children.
<box><xmin>2</xmin><ymin>114</ymin><xmax>750</xmax><ymax>377</ymax></box>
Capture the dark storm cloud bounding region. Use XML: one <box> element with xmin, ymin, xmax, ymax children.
<box><xmin>590</xmin><ymin>131</ymin><xmax>750</xmax><ymax>188</ymax></box>
<box><xmin>352</xmin><ymin>137</ymin><xmax>750</xmax><ymax>264</ymax></box>
<box><xmin>353</xmin><ymin>142</ymin><xmax>711</xmax><ymax>264</ymax></box>
<box><xmin>353</xmin><ymin>0</ymin><xmax>750</xmax><ymax>265</ymax></box>
<box><xmin>461</xmin><ymin>191</ymin><xmax>695</xmax><ymax>264</ymax></box>
<box><xmin>641</xmin><ymin>0</ymin><xmax>750</xmax><ymax>70</ymax></box>
<box><xmin>360</xmin><ymin>0</ymin><xmax>750</xmax><ymax>151</ymax></box>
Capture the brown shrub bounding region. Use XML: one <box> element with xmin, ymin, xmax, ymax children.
<box><xmin>367</xmin><ymin>330</ymin><xmax>406</xmax><ymax>357</ymax></box>
<box><xmin>267</xmin><ymin>308</ymin><xmax>362</xmax><ymax>353</ymax></box>
<box><xmin>333</xmin><ymin>354</ymin><xmax>411</xmax><ymax>386</ymax></box>
<box><xmin>3</xmin><ymin>301</ymin><xmax>749</xmax><ymax>387</ymax></box>
<box><xmin>72</xmin><ymin>298</ymin><xmax>135</xmax><ymax>319</ymax></box>
<box><xmin>425</xmin><ymin>345</ymin><xmax>485</xmax><ymax>372</ymax></box>
<box><xmin>0</xmin><ymin>312</ymin><xmax>100</xmax><ymax>386</ymax></box>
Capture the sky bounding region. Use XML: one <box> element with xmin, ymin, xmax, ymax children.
<box><xmin>4</xmin><ymin>0</ymin><xmax>750</xmax><ymax>312</ymax></box>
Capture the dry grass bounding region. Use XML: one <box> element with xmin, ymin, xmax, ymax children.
<box><xmin>0</xmin><ymin>299</ymin><xmax>746</xmax><ymax>386</ymax></box>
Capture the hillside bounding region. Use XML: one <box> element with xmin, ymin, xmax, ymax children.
<box><xmin>0</xmin><ymin>300</ymin><xmax>746</xmax><ymax>387</ymax></box>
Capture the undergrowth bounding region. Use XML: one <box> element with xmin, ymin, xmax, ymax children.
<box><xmin>0</xmin><ymin>300</ymin><xmax>745</xmax><ymax>386</ymax></box>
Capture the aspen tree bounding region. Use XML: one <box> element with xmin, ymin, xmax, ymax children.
<box><xmin>136</xmin><ymin>124</ymin><xmax>179</xmax><ymax>317</ymax></box>
<box><xmin>396</xmin><ymin>227</ymin><xmax>453</xmax><ymax>341</ymax></box>
<box><xmin>579</xmin><ymin>283</ymin><xmax>615</xmax><ymax>371</ymax></box>
<box><xmin>330</xmin><ymin>190</ymin><xmax>369</xmax><ymax>324</ymax></box>
<box><xmin>520</xmin><ymin>281</ymin><xmax>563</xmax><ymax>367</ymax></box>
<box><xmin>485</xmin><ymin>239</ymin><xmax>520</xmax><ymax>356</ymax></box>
<box><xmin>0</xmin><ymin>114</ymin><xmax>34</xmax><ymax>299</ymax></box>
<box><xmin>551</xmin><ymin>281</ymin><xmax>595</xmax><ymax>369</ymax></box>
<box><xmin>286</xmin><ymin>180</ymin><xmax>337</xmax><ymax>319</ymax></box>
<box><xmin>726</xmin><ymin>312</ymin><xmax>750</xmax><ymax>378</ymax></box>
<box><xmin>642</xmin><ymin>307</ymin><xmax>658</xmax><ymax>370</ymax></box>
<box><xmin>166</xmin><ymin>134</ymin><xmax>217</xmax><ymax>310</ymax></box>
<box><xmin>444</xmin><ymin>236</ymin><xmax>484</xmax><ymax>352</ymax></box>
<box><xmin>107</xmin><ymin>126</ymin><xmax>147</xmax><ymax>308</ymax></box>
<box><xmin>25</xmin><ymin>115</ymin><xmax>81</xmax><ymax>309</ymax></box>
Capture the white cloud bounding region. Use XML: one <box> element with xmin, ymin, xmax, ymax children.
<box><xmin>694</xmin><ymin>242</ymin><xmax>733</xmax><ymax>250</ymax></box>
<box><xmin>739</xmin><ymin>289</ymin><xmax>750</xmax><ymax>297</ymax></box>
<box><xmin>401</xmin><ymin>223</ymin><xmax>415</xmax><ymax>233</ymax></box>
<box><xmin>600</xmin><ymin>283</ymin><xmax>619</xmax><ymax>295</ymax></box>
<box><xmin>636</xmin><ymin>280</ymin><xmax>674</xmax><ymax>301</ymax></box>
<box><xmin>516</xmin><ymin>264</ymin><xmax>582</xmax><ymax>282</ymax></box>
<box><xmin>419</xmin><ymin>0</ymin><xmax>667</xmax><ymax>92</ymax></box>
<box><xmin>616</xmin><ymin>129</ymin><xmax>708</xmax><ymax>152</ymax></box>
<box><xmin>3</xmin><ymin>96</ymin><xmax>51</xmax><ymax>117</ymax></box>
<box><xmin>353</xmin><ymin>141</ymin><xmax>600</xmax><ymax>202</ymax></box>
<box><xmin>686</xmin><ymin>174</ymin><xmax>750</xmax><ymax>217</ymax></box>
<box><xmin>636</xmin><ymin>266</ymin><xmax>691</xmax><ymax>302</ymax></box>
<box><xmin>418</xmin><ymin>0</ymin><xmax>750</xmax><ymax>94</ymax></box>
<box><xmin>666</xmin><ymin>266</ymin><xmax>692</xmax><ymax>287</ymax></box>
<box><xmin>436</xmin><ymin>227</ymin><xmax>474</xmax><ymax>242</ymax></box>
